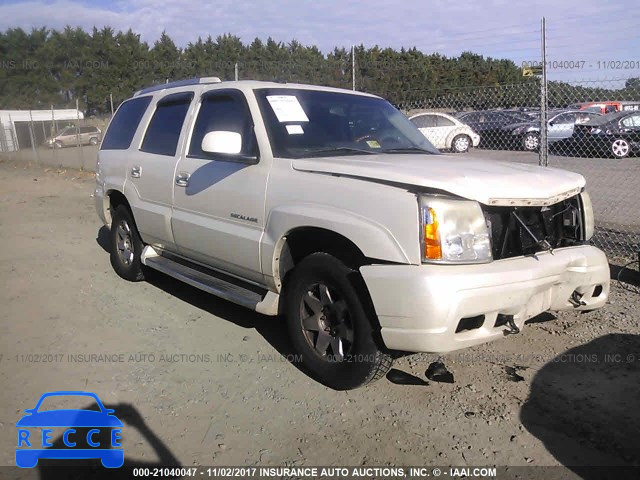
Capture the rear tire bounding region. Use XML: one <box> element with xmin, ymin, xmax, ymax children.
<box><xmin>451</xmin><ymin>134</ymin><xmax>471</xmax><ymax>153</ymax></box>
<box><xmin>284</xmin><ymin>253</ymin><xmax>392</xmax><ymax>390</ymax></box>
<box><xmin>611</xmin><ymin>138</ymin><xmax>630</xmax><ymax>158</ymax></box>
<box><xmin>110</xmin><ymin>204</ymin><xmax>145</xmax><ymax>281</ymax></box>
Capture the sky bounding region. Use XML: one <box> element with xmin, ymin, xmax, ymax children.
<box><xmin>0</xmin><ymin>0</ymin><xmax>638</xmax><ymax>83</ymax></box>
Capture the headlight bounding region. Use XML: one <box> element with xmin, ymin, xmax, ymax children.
<box><xmin>419</xmin><ymin>195</ymin><xmax>492</xmax><ymax>263</ymax></box>
<box><xmin>579</xmin><ymin>190</ymin><xmax>594</xmax><ymax>241</ymax></box>
<box><xmin>589</xmin><ymin>127</ymin><xmax>602</xmax><ymax>134</ymax></box>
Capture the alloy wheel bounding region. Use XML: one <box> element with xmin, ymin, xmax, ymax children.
<box><xmin>116</xmin><ymin>220</ymin><xmax>134</xmax><ymax>265</ymax></box>
<box><xmin>299</xmin><ymin>282</ymin><xmax>354</xmax><ymax>361</ymax></box>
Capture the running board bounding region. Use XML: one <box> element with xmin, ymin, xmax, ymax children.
<box><xmin>141</xmin><ymin>246</ymin><xmax>279</xmax><ymax>314</ymax></box>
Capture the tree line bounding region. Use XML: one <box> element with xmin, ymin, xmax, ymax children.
<box><xmin>0</xmin><ymin>26</ymin><xmax>638</xmax><ymax>115</ymax></box>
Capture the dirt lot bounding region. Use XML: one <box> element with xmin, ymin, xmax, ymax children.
<box><xmin>0</xmin><ymin>157</ymin><xmax>639</xmax><ymax>478</ymax></box>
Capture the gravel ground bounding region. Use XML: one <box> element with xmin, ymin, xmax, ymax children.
<box><xmin>0</xmin><ymin>157</ymin><xmax>639</xmax><ymax>478</ymax></box>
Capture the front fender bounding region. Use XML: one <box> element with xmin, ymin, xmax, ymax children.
<box><xmin>261</xmin><ymin>203</ymin><xmax>413</xmax><ymax>280</ymax></box>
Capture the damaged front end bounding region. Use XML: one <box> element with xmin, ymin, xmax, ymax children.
<box><xmin>482</xmin><ymin>191</ymin><xmax>594</xmax><ymax>260</ymax></box>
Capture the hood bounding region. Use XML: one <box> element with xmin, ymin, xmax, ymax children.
<box><xmin>292</xmin><ymin>154</ymin><xmax>585</xmax><ymax>207</ymax></box>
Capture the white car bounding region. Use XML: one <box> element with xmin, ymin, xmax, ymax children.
<box><xmin>96</xmin><ymin>78</ymin><xmax>609</xmax><ymax>390</ymax></box>
<box><xmin>409</xmin><ymin>112</ymin><xmax>480</xmax><ymax>153</ymax></box>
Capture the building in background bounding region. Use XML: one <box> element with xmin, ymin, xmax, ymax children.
<box><xmin>0</xmin><ymin>109</ymin><xmax>84</xmax><ymax>152</ymax></box>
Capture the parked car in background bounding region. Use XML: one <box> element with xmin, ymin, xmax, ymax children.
<box><xmin>573</xmin><ymin>101</ymin><xmax>640</xmax><ymax>115</ymax></box>
<box><xmin>46</xmin><ymin>125</ymin><xmax>102</xmax><ymax>148</ymax></box>
<box><xmin>506</xmin><ymin>110</ymin><xmax>600</xmax><ymax>151</ymax></box>
<box><xmin>408</xmin><ymin>112</ymin><xmax>480</xmax><ymax>153</ymax></box>
<box><xmin>569</xmin><ymin>110</ymin><xmax>640</xmax><ymax>158</ymax></box>
<box><xmin>456</xmin><ymin>110</ymin><xmax>538</xmax><ymax>148</ymax></box>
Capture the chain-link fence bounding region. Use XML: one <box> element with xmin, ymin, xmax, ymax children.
<box><xmin>0</xmin><ymin>108</ymin><xmax>111</xmax><ymax>170</ymax></box>
<box><xmin>394</xmin><ymin>78</ymin><xmax>640</xmax><ymax>261</ymax></box>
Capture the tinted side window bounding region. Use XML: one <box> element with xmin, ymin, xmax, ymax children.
<box><xmin>621</xmin><ymin>114</ymin><xmax>640</xmax><ymax>127</ymax></box>
<box><xmin>410</xmin><ymin>115</ymin><xmax>434</xmax><ymax>128</ymax></box>
<box><xmin>102</xmin><ymin>96</ymin><xmax>152</xmax><ymax>150</ymax></box>
<box><xmin>553</xmin><ymin>113</ymin><xmax>573</xmax><ymax>124</ymax></box>
<box><xmin>141</xmin><ymin>92</ymin><xmax>194</xmax><ymax>156</ymax></box>
<box><xmin>436</xmin><ymin>116</ymin><xmax>455</xmax><ymax>127</ymax></box>
<box><xmin>189</xmin><ymin>91</ymin><xmax>256</xmax><ymax>158</ymax></box>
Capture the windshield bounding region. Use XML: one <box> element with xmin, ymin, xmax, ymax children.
<box><xmin>57</xmin><ymin>126</ymin><xmax>76</xmax><ymax>136</ymax></box>
<box><xmin>254</xmin><ymin>88</ymin><xmax>438</xmax><ymax>158</ymax></box>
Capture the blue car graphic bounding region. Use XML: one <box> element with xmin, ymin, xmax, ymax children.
<box><xmin>16</xmin><ymin>391</ymin><xmax>123</xmax><ymax>468</ymax></box>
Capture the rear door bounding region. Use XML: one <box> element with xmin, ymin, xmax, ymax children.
<box><xmin>122</xmin><ymin>92</ymin><xmax>194</xmax><ymax>250</ymax></box>
<box><xmin>171</xmin><ymin>89</ymin><xmax>268</xmax><ymax>283</ymax></box>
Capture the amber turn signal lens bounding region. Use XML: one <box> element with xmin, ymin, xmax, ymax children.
<box><xmin>424</xmin><ymin>207</ymin><xmax>442</xmax><ymax>259</ymax></box>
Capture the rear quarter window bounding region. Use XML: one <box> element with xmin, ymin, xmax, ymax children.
<box><xmin>101</xmin><ymin>96</ymin><xmax>152</xmax><ymax>150</ymax></box>
<box><xmin>141</xmin><ymin>92</ymin><xmax>194</xmax><ymax>156</ymax></box>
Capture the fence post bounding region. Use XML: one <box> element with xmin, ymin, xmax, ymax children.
<box><xmin>51</xmin><ymin>105</ymin><xmax>57</xmax><ymax>165</ymax></box>
<box><xmin>539</xmin><ymin>17</ymin><xmax>548</xmax><ymax>167</ymax></box>
<box><xmin>28</xmin><ymin>110</ymin><xmax>39</xmax><ymax>165</ymax></box>
<box><xmin>352</xmin><ymin>45</ymin><xmax>356</xmax><ymax>91</ymax></box>
<box><xmin>76</xmin><ymin>98</ymin><xmax>84</xmax><ymax>170</ymax></box>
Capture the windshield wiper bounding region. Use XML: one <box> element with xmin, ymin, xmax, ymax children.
<box><xmin>298</xmin><ymin>147</ymin><xmax>377</xmax><ymax>157</ymax></box>
<box><xmin>382</xmin><ymin>147</ymin><xmax>435</xmax><ymax>154</ymax></box>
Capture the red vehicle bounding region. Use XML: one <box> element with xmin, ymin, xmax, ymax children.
<box><xmin>573</xmin><ymin>101</ymin><xmax>640</xmax><ymax>114</ymax></box>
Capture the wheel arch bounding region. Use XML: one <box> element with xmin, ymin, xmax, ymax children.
<box><xmin>263</xmin><ymin>206</ymin><xmax>413</xmax><ymax>293</ymax></box>
<box><xmin>104</xmin><ymin>189</ymin><xmax>132</xmax><ymax>226</ymax></box>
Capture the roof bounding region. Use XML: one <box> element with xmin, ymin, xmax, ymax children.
<box><xmin>132</xmin><ymin>77</ymin><xmax>380</xmax><ymax>99</ymax></box>
<box><xmin>0</xmin><ymin>109</ymin><xmax>84</xmax><ymax>124</ymax></box>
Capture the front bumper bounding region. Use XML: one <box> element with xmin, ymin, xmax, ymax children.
<box><xmin>360</xmin><ymin>245</ymin><xmax>609</xmax><ymax>353</ymax></box>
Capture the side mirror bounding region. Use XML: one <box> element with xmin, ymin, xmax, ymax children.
<box><xmin>202</xmin><ymin>131</ymin><xmax>242</xmax><ymax>155</ymax></box>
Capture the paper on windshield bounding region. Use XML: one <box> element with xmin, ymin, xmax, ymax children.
<box><xmin>266</xmin><ymin>95</ymin><xmax>309</xmax><ymax>122</ymax></box>
<box><xmin>286</xmin><ymin>125</ymin><xmax>304</xmax><ymax>135</ymax></box>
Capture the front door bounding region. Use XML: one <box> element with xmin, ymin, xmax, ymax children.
<box><xmin>171</xmin><ymin>89</ymin><xmax>268</xmax><ymax>284</ymax></box>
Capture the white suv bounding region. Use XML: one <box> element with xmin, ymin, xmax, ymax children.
<box><xmin>95</xmin><ymin>77</ymin><xmax>610</xmax><ymax>390</ymax></box>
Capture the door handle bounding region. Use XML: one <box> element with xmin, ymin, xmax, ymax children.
<box><xmin>175</xmin><ymin>172</ymin><xmax>191</xmax><ymax>187</ymax></box>
<box><xmin>130</xmin><ymin>166</ymin><xmax>141</xmax><ymax>178</ymax></box>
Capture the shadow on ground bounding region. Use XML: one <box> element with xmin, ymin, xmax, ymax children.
<box><xmin>96</xmin><ymin>226</ymin><xmax>306</xmax><ymax>378</ymax></box>
<box><xmin>34</xmin><ymin>403</ymin><xmax>180</xmax><ymax>479</ymax></box>
<box><xmin>520</xmin><ymin>334</ymin><xmax>640</xmax><ymax>479</ymax></box>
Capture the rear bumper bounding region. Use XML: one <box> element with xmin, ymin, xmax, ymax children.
<box><xmin>360</xmin><ymin>245</ymin><xmax>609</xmax><ymax>353</ymax></box>
<box><xmin>94</xmin><ymin>183</ymin><xmax>108</xmax><ymax>226</ymax></box>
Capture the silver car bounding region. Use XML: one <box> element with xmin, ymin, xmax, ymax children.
<box><xmin>47</xmin><ymin>126</ymin><xmax>102</xmax><ymax>148</ymax></box>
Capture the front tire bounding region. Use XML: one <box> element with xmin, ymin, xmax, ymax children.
<box><xmin>110</xmin><ymin>204</ymin><xmax>145</xmax><ymax>281</ymax></box>
<box><xmin>89</xmin><ymin>137</ymin><xmax>99</xmax><ymax>145</ymax></box>
<box><xmin>523</xmin><ymin>133</ymin><xmax>539</xmax><ymax>151</ymax></box>
<box><xmin>451</xmin><ymin>134</ymin><xmax>471</xmax><ymax>153</ymax></box>
<box><xmin>284</xmin><ymin>253</ymin><xmax>392</xmax><ymax>390</ymax></box>
<box><xmin>611</xmin><ymin>138</ymin><xmax>630</xmax><ymax>158</ymax></box>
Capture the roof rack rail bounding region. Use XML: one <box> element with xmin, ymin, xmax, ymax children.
<box><xmin>134</xmin><ymin>77</ymin><xmax>222</xmax><ymax>97</ymax></box>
